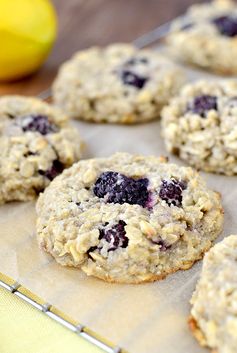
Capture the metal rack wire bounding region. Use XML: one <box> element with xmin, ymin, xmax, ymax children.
<box><xmin>0</xmin><ymin>274</ymin><xmax>122</xmax><ymax>353</ymax></box>
<box><xmin>0</xmin><ymin>15</ymin><xmax>188</xmax><ymax>353</ymax></box>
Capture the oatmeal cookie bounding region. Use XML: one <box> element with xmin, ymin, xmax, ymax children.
<box><xmin>36</xmin><ymin>153</ymin><xmax>223</xmax><ymax>284</ymax></box>
<box><xmin>161</xmin><ymin>80</ymin><xmax>237</xmax><ymax>175</ymax></box>
<box><xmin>167</xmin><ymin>0</ymin><xmax>237</xmax><ymax>75</ymax></box>
<box><xmin>52</xmin><ymin>43</ymin><xmax>184</xmax><ymax>123</ymax></box>
<box><xmin>190</xmin><ymin>235</ymin><xmax>237</xmax><ymax>353</ymax></box>
<box><xmin>0</xmin><ymin>95</ymin><xmax>82</xmax><ymax>204</ymax></box>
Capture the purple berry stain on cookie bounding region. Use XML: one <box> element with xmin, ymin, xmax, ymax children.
<box><xmin>121</xmin><ymin>70</ymin><xmax>147</xmax><ymax>89</ymax></box>
<box><xmin>39</xmin><ymin>160</ymin><xmax>64</xmax><ymax>181</ymax></box>
<box><xmin>159</xmin><ymin>178</ymin><xmax>187</xmax><ymax>207</ymax></box>
<box><xmin>87</xmin><ymin>246</ymin><xmax>98</xmax><ymax>259</ymax></box>
<box><xmin>151</xmin><ymin>239</ymin><xmax>172</xmax><ymax>251</ymax></box>
<box><xmin>188</xmin><ymin>95</ymin><xmax>217</xmax><ymax>117</ymax></box>
<box><xmin>125</xmin><ymin>57</ymin><xmax>148</xmax><ymax>66</ymax></box>
<box><xmin>22</xmin><ymin>114</ymin><xmax>58</xmax><ymax>135</ymax></box>
<box><xmin>227</xmin><ymin>96</ymin><xmax>237</xmax><ymax>108</ymax></box>
<box><xmin>93</xmin><ymin>171</ymin><xmax>150</xmax><ymax>207</ymax></box>
<box><xmin>181</xmin><ymin>22</ymin><xmax>194</xmax><ymax>31</ymax></box>
<box><xmin>99</xmin><ymin>221</ymin><xmax>128</xmax><ymax>251</ymax></box>
<box><xmin>213</xmin><ymin>15</ymin><xmax>237</xmax><ymax>37</ymax></box>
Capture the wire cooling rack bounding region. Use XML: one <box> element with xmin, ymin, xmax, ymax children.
<box><xmin>0</xmin><ymin>14</ymin><xmax>188</xmax><ymax>353</ymax></box>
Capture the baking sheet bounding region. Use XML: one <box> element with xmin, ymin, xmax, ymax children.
<box><xmin>0</xmin><ymin>58</ymin><xmax>236</xmax><ymax>353</ymax></box>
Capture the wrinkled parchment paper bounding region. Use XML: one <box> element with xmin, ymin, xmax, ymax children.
<box><xmin>0</xmin><ymin>61</ymin><xmax>236</xmax><ymax>353</ymax></box>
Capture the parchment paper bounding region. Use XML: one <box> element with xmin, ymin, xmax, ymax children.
<box><xmin>0</xmin><ymin>62</ymin><xmax>236</xmax><ymax>353</ymax></box>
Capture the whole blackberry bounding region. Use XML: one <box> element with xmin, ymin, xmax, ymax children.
<box><xmin>22</xmin><ymin>114</ymin><xmax>58</xmax><ymax>135</ymax></box>
<box><xmin>213</xmin><ymin>15</ymin><xmax>237</xmax><ymax>37</ymax></box>
<box><xmin>93</xmin><ymin>171</ymin><xmax>150</xmax><ymax>207</ymax></box>
<box><xmin>188</xmin><ymin>95</ymin><xmax>217</xmax><ymax>118</ymax></box>
<box><xmin>99</xmin><ymin>221</ymin><xmax>128</xmax><ymax>251</ymax></box>
<box><xmin>121</xmin><ymin>70</ymin><xmax>147</xmax><ymax>89</ymax></box>
<box><xmin>39</xmin><ymin>159</ymin><xmax>64</xmax><ymax>181</ymax></box>
<box><xmin>159</xmin><ymin>178</ymin><xmax>187</xmax><ymax>207</ymax></box>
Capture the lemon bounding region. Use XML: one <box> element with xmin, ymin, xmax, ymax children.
<box><xmin>0</xmin><ymin>0</ymin><xmax>57</xmax><ymax>81</ymax></box>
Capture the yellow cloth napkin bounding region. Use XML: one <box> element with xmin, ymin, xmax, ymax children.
<box><xmin>0</xmin><ymin>287</ymin><xmax>103</xmax><ymax>353</ymax></box>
